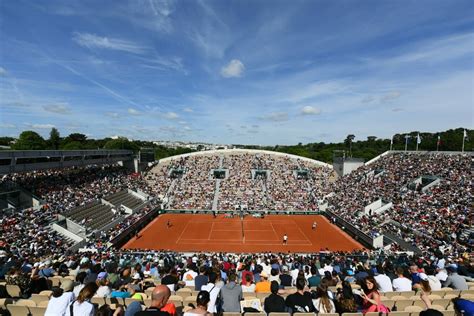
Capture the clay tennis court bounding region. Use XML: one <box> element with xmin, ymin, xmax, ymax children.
<box><xmin>122</xmin><ymin>214</ymin><xmax>363</xmax><ymax>253</ymax></box>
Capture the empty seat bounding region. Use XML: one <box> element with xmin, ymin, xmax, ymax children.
<box><xmin>404</xmin><ymin>305</ymin><xmax>423</xmax><ymax>312</ymax></box>
<box><xmin>7</xmin><ymin>305</ymin><xmax>30</xmax><ymax>316</ymax></box>
<box><xmin>29</xmin><ymin>306</ymin><xmax>47</xmax><ymax>316</ymax></box>
<box><xmin>15</xmin><ymin>299</ymin><xmax>36</xmax><ymax>307</ymax></box>
<box><xmin>6</xmin><ymin>284</ymin><xmax>22</xmax><ymax>298</ymax></box>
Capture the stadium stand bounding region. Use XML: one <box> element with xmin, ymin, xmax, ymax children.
<box><xmin>0</xmin><ymin>150</ymin><xmax>473</xmax><ymax>315</ymax></box>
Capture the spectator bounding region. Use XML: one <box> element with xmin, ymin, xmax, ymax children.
<box><xmin>183</xmin><ymin>290</ymin><xmax>212</xmax><ymax>316</ymax></box>
<box><xmin>307</xmin><ymin>266</ymin><xmax>321</xmax><ymax>287</ymax></box>
<box><xmin>374</xmin><ymin>267</ymin><xmax>393</xmax><ymax>293</ymax></box>
<box><xmin>285</xmin><ymin>278</ymin><xmax>316</xmax><ymax>314</ymax></box>
<box><xmin>255</xmin><ymin>271</ymin><xmax>271</xmax><ymax>293</ymax></box>
<box><xmin>360</xmin><ymin>276</ymin><xmax>388</xmax><ymax>314</ymax></box>
<box><xmin>220</xmin><ymin>273</ymin><xmax>242</xmax><ymax>312</ymax></box>
<box><xmin>45</xmin><ymin>281</ymin><xmax>75</xmax><ymax>316</ymax></box>
<box><xmin>74</xmin><ymin>271</ymin><xmax>87</xmax><ymax>297</ymax></box>
<box><xmin>264</xmin><ymin>281</ymin><xmax>287</xmax><ymax>314</ymax></box>
<box><xmin>95</xmin><ymin>272</ymin><xmax>112</xmax><ymax>298</ymax></box>
<box><xmin>280</xmin><ymin>266</ymin><xmax>293</xmax><ymax>287</ymax></box>
<box><xmin>201</xmin><ymin>272</ymin><xmax>221</xmax><ymax>314</ymax></box>
<box><xmin>194</xmin><ymin>266</ymin><xmax>208</xmax><ymax>291</ymax></box>
<box><xmin>392</xmin><ymin>267</ymin><xmax>412</xmax><ymax>292</ymax></box>
<box><xmin>335</xmin><ymin>281</ymin><xmax>358</xmax><ymax>314</ymax></box>
<box><xmin>241</xmin><ymin>274</ymin><xmax>256</xmax><ymax>293</ymax></box>
<box><xmin>313</xmin><ymin>284</ymin><xmax>336</xmax><ymax>314</ymax></box>
<box><xmin>66</xmin><ymin>282</ymin><xmax>99</xmax><ymax>316</ymax></box>
<box><xmin>182</xmin><ymin>264</ymin><xmax>198</xmax><ymax>288</ymax></box>
<box><xmin>133</xmin><ymin>285</ymin><xmax>172</xmax><ymax>316</ymax></box>
<box><xmin>443</xmin><ymin>265</ymin><xmax>468</xmax><ymax>290</ymax></box>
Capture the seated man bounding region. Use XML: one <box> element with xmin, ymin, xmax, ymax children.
<box><xmin>285</xmin><ymin>278</ymin><xmax>315</xmax><ymax>314</ymax></box>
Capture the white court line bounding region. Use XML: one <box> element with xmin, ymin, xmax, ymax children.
<box><xmin>176</xmin><ymin>240</ymin><xmax>312</xmax><ymax>245</ymax></box>
<box><xmin>269</xmin><ymin>222</ymin><xmax>281</xmax><ymax>243</ymax></box>
<box><xmin>294</xmin><ymin>220</ymin><xmax>312</xmax><ymax>246</ymax></box>
<box><xmin>208</xmin><ymin>222</ymin><xmax>214</xmax><ymax>240</ymax></box>
<box><xmin>176</xmin><ymin>221</ymin><xmax>191</xmax><ymax>244</ymax></box>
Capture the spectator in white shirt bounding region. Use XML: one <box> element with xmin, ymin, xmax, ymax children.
<box><xmin>201</xmin><ymin>272</ymin><xmax>221</xmax><ymax>314</ymax></box>
<box><xmin>182</xmin><ymin>265</ymin><xmax>198</xmax><ymax>287</ymax></box>
<box><xmin>374</xmin><ymin>267</ymin><xmax>393</xmax><ymax>293</ymax></box>
<box><xmin>66</xmin><ymin>282</ymin><xmax>98</xmax><ymax>316</ymax></box>
<box><xmin>45</xmin><ymin>280</ymin><xmax>75</xmax><ymax>316</ymax></box>
<box><xmin>392</xmin><ymin>267</ymin><xmax>412</xmax><ymax>292</ymax></box>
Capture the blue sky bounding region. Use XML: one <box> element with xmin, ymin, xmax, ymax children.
<box><xmin>0</xmin><ymin>0</ymin><xmax>473</xmax><ymax>145</ymax></box>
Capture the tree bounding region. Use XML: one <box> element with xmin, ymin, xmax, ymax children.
<box><xmin>344</xmin><ymin>134</ymin><xmax>355</xmax><ymax>157</ymax></box>
<box><xmin>367</xmin><ymin>136</ymin><xmax>377</xmax><ymax>142</ymax></box>
<box><xmin>12</xmin><ymin>131</ymin><xmax>47</xmax><ymax>150</ymax></box>
<box><xmin>64</xmin><ymin>133</ymin><xmax>87</xmax><ymax>143</ymax></box>
<box><xmin>104</xmin><ymin>137</ymin><xmax>139</xmax><ymax>152</ymax></box>
<box><xmin>48</xmin><ymin>128</ymin><xmax>61</xmax><ymax>150</ymax></box>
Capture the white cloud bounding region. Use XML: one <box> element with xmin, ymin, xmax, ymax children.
<box><xmin>163</xmin><ymin>112</ymin><xmax>179</xmax><ymax>119</ymax></box>
<box><xmin>43</xmin><ymin>103</ymin><xmax>71</xmax><ymax>114</ymax></box>
<box><xmin>260</xmin><ymin>112</ymin><xmax>289</xmax><ymax>122</ymax></box>
<box><xmin>140</xmin><ymin>56</ymin><xmax>186</xmax><ymax>74</ymax></box>
<box><xmin>0</xmin><ymin>67</ymin><xmax>7</xmax><ymax>76</ymax></box>
<box><xmin>381</xmin><ymin>91</ymin><xmax>401</xmax><ymax>102</ymax></box>
<box><xmin>128</xmin><ymin>108</ymin><xmax>141</xmax><ymax>115</ymax></box>
<box><xmin>105</xmin><ymin>112</ymin><xmax>119</xmax><ymax>118</ymax></box>
<box><xmin>0</xmin><ymin>123</ymin><xmax>16</xmax><ymax>128</ymax></box>
<box><xmin>72</xmin><ymin>32</ymin><xmax>146</xmax><ymax>54</ymax></box>
<box><xmin>25</xmin><ymin>123</ymin><xmax>55</xmax><ymax>129</ymax></box>
<box><xmin>301</xmin><ymin>105</ymin><xmax>321</xmax><ymax>115</ymax></box>
<box><xmin>183</xmin><ymin>107</ymin><xmax>193</xmax><ymax>112</ymax></box>
<box><xmin>221</xmin><ymin>59</ymin><xmax>245</xmax><ymax>78</ymax></box>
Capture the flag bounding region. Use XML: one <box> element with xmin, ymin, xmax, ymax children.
<box><xmin>390</xmin><ymin>137</ymin><xmax>393</xmax><ymax>145</ymax></box>
<box><xmin>417</xmin><ymin>133</ymin><xmax>422</xmax><ymax>144</ymax></box>
<box><xmin>437</xmin><ymin>135</ymin><xmax>441</xmax><ymax>146</ymax></box>
<box><xmin>464</xmin><ymin>129</ymin><xmax>468</xmax><ymax>140</ymax></box>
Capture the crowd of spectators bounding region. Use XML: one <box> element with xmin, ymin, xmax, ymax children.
<box><xmin>1</xmin><ymin>249</ymin><xmax>473</xmax><ymax>315</ymax></box>
<box><xmin>325</xmin><ymin>153</ymin><xmax>472</xmax><ymax>256</ymax></box>
<box><xmin>147</xmin><ymin>152</ymin><xmax>334</xmax><ymax>212</ymax></box>
<box><xmin>0</xmin><ymin>165</ymin><xmax>154</xmax><ymax>260</ymax></box>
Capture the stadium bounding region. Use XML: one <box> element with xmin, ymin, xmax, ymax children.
<box><xmin>0</xmin><ymin>146</ymin><xmax>473</xmax><ymax>316</ymax></box>
<box><xmin>1</xmin><ymin>0</ymin><xmax>474</xmax><ymax>315</ymax></box>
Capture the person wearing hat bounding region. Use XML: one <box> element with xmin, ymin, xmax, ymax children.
<box><xmin>443</xmin><ymin>264</ymin><xmax>468</xmax><ymax>290</ymax></box>
<box><xmin>264</xmin><ymin>281</ymin><xmax>287</xmax><ymax>313</ymax></box>
<box><xmin>45</xmin><ymin>280</ymin><xmax>75</xmax><ymax>316</ymax></box>
<box><xmin>94</xmin><ymin>272</ymin><xmax>111</xmax><ymax>298</ymax></box>
<box><xmin>280</xmin><ymin>266</ymin><xmax>292</xmax><ymax>287</ymax></box>
<box><xmin>255</xmin><ymin>271</ymin><xmax>271</xmax><ymax>293</ymax></box>
<box><xmin>183</xmin><ymin>290</ymin><xmax>212</xmax><ymax>316</ymax></box>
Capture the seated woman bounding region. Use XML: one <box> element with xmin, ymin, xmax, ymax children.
<box><xmin>335</xmin><ymin>281</ymin><xmax>358</xmax><ymax>314</ymax></box>
<box><xmin>312</xmin><ymin>284</ymin><xmax>336</xmax><ymax>314</ymax></box>
<box><xmin>360</xmin><ymin>276</ymin><xmax>389</xmax><ymax>314</ymax></box>
<box><xmin>242</xmin><ymin>274</ymin><xmax>256</xmax><ymax>293</ymax></box>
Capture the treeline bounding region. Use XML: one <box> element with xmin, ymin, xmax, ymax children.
<box><xmin>1</xmin><ymin>127</ymin><xmax>471</xmax><ymax>163</ymax></box>
<box><xmin>0</xmin><ymin>129</ymin><xmax>195</xmax><ymax>160</ymax></box>
<box><xmin>239</xmin><ymin>127</ymin><xmax>473</xmax><ymax>163</ymax></box>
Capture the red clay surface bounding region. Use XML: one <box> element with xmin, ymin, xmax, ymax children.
<box><xmin>122</xmin><ymin>214</ymin><xmax>363</xmax><ymax>253</ymax></box>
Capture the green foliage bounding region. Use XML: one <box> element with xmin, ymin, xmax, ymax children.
<box><xmin>4</xmin><ymin>128</ymin><xmax>472</xmax><ymax>163</ymax></box>
<box><xmin>48</xmin><ymin>128</ymin><xmax>61</xmax><ymax>150</ymax></box>
<box><xmin>0</xmin><ymin>137</ymin><xmax>15</xmax><ymax>147</ymax></box>
<box><xmin>104</xmin><ymin>138</ymin><xmax>140</xmax><ymax>152</ymax></box>
<box><xmin>12</xmin><ymin>131</ymin><xmax>47</xmax><ymax>150</ymax></box>
<box><xmin>154</xmin><ymin>146</ymin><xmax>194</xmax><ymax>160</ymax></box>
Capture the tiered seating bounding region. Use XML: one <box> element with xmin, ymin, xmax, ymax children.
<box><xmin>2</xmin><ymin>283</ymin><xmax>472</xmax><ymax>316</ymax></box>
<box><xmin>105</xmin><ymin>190</ymin><xmax>144</xmax><ymax>209</ymax></box>
<box><xmin>65</xmin><ymin>201</ymin><xmax>115</xmax><ymax>230</ymax></box>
